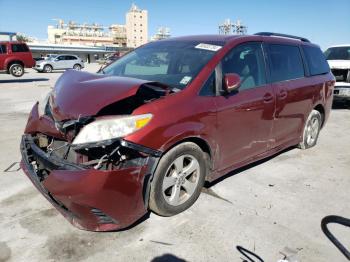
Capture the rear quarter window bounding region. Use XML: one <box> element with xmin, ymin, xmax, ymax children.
<box><xmin>0</xmin><ymin>44</ymin><xmax>7</xmax><ymax>54</ymax></box>
<box><xmin>268</xmin><ymin>44</ymin><xmax>305</xmax><ymax>82</ymax></box>
<box><xmin>302</xmin><ymin>46</ymin><xmax>330</xmax><ymax>76</ymax></box>
<box><xmin>11</xmin><ymin>44</ymin><xmax>29</xmax><ymax>53</ymax></box>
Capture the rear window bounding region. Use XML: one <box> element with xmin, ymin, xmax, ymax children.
<box><xmin>0</xmin><ymin>44</ymin><xmax>7</xmax><ymax>54</ymax></box>
<box><xmin>11</xmin><ymin>44</ymin><xmax>29</xmax><ymax>53</ymax></box>
<box><xmin>268</xmin><ymin>44</ymin><xmax>305</xmax><ymax>82</ymax></box>
<box><xmin>302</xmin><ymin>46</ymin><xmax>330</xmax><ymax>76</ymax></box>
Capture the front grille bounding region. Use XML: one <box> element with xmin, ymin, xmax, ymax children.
<box><xmin>332</xmin><ymin>69</ymin><xmax>350</xmax><ymax>82</ymax></box>
<box><xmin>91</xmin><ymin>208</ymin><xmax>118</xmax><ymax>224</ymax></box>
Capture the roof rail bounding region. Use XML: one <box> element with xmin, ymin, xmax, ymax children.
<box><xmin>254</xmin><ymin>32</ymin><xmax>310</xmax><ymax>43</ymax></box>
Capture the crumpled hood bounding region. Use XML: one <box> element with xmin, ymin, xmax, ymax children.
<box><xmin>50</xmin><ymin>70</ymin><xmax>151</xmax><ymax>121</ymax></box>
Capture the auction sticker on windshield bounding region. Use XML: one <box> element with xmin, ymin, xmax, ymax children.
<box><xmin>195</xmin><ymin>43</ymin><xmax>222</xmax><ymax>52</ymax></box>
<box><xmin>180</xmin><ymin>76</ymin><xmax>192</xmax><ymax>85</ymax></box>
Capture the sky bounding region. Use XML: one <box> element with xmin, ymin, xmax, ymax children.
<box><xmin>0</xmin><ymin>0</ymin><xmax>349</xmax><ymax>49</ymax></box>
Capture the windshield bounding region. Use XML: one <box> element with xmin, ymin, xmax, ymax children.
<box><xmin>102</xmin><ymin>40</ymin><xmax>224</xmax><ymax>89</ymax></box>
<box><xmin>45</xmin><ymin>55</ymin><xmax>56</xmax><ymax>60</ymax></box>
<box><xmin>325</xmin><ymin>47</ymin><xmax>350</xmax><ymax>60</ymax></box>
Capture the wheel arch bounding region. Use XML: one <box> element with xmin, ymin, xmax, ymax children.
<box><xmin>313</xmin><ymin>104</ymin><xmax>325</xmax><ymax>128</ymax></box>
<box><xmin>161</xmin><ymin>136</ymin><xmax>214</xmax><ymax>178</ymax></box>
<box><xmin>6</xmin><ymin>59</ymin><xmax>24</xmax><ymax>70</ymax></box>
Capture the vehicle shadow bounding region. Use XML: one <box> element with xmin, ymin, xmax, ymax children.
<box><xmin>0</xmin><ymin>78</ymin><xmax>49</xmax><ymax>84</ymax></box>
<box><xmin>332</xmin><ymin>101</ymin><xmax>350</xmax><ymax>110</ymax></box>
<box><xmin>205</xmin><ymin>146</ymin><xmax>294</xmax><ymax>188</ymax></box>
<box><xmin>109</xmin><ymin>147</ymin><xmax>295</xmax><ymax>232</ymax></box>
<box><xmin>151</xmin><ymin>254</ymin><xmax>187</xmax><ymax>262</ymax></box>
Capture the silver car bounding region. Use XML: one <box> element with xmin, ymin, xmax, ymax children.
<box><xmin>35</xmin><ymin>54</ymin><xmax>84</xmax><ymax>73</ymax></box>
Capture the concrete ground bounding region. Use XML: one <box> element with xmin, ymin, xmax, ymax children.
<box><xmin>0</xmin><ymin>65</ymin><xmax>349</xmax><ymax>262</ymax></box>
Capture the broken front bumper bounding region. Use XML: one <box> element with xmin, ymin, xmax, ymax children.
<box><xmin>20</xmin><ymin>135</ymin><xmax>159</xmax><ymax>231</ymax></box>
<box><xmin>20</xmin><ymin>103</ymin><xmax>161</xmax><ymax>231</ymax></box>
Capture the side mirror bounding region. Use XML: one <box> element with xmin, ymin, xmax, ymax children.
<box><xmin>223</xmin><ymin>73</ymin><xmax>241</xmax><ymax>93</ymax></box>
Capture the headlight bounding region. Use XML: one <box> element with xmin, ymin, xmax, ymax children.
<box><xmin>37</xmin><ymin>92</ymin><xmax>51</xmax><ymax>116</ymax></box>
<box><xmin>72</xmin><ymin>114</ymin><xmax>153</xmax><ymax>146</ymax></box>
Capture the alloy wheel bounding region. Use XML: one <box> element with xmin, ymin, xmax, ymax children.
<box><xmin>162</xmin><ymin>154</ymin><xmax>200</xmax><ymax>206</ymax></box>
<box><xmin>73</xmin><ymin>64</ymin><xmax>81</xmax><ymax>70</ymax></box>
<box><xmin>305</xmin><ymin>117</ymin><xmax>320</xmax><ymax>146</ymax></box>
<box><xmin>12</xmin><ymin>65</ymin><xmax>23</xmax><ymax>76</ymax></box>
<box><xmin>44</xmin><ymin>65</ymin><xmax>52</xmax><ymax>73</ymax></box>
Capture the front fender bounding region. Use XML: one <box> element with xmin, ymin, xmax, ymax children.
<box><xmin>160</xmin><ymin>122</ymin><xmax>209</xmax><ymax>151</ymax></box>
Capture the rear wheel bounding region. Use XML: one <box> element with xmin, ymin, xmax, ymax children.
<box><xmin>43</xmin><ymin>65</ymin><xmax>53</xmax><ymax>73</ymax></box>
<box><xmin>298</xmin><ymin>109</ymin><xmax>322</xmax><ymax>149</ymax></box>
<box><xmin>73</xmin><ymin>64</ymin><xmax>81</xmax><ymax>70</ymax></box>
<box><xmin>149</xmin><ymin>142</ymin><xmax>206</xmax><ymax>216</ymax></box>
<box><xmin>9</xmin><ymin>64</ymin><xmax>24</xmax><ymax>77</ymax></box>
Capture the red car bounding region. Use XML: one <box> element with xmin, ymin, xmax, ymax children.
<box><xmin>20</xmin><ymin>33</ymin><xmax>335</xmax><ymax>231</ymax></box>
<box><xmin>0</xmin><ymin>41</ymin><xmax>35</xmax><ymax>77</ymax></box>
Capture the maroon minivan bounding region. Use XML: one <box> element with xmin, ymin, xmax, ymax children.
<box><xmin>20</xmin><ymin>33</ymin><xmax>335</xmax><ymax>231</ymax></box>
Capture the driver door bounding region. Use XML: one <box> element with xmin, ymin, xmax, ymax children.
<box><xmin>213</xmin><ymin>42</ymin><xmax>275</xmax><ymax>171</ymax></box>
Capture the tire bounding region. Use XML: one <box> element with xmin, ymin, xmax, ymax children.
<box><xmin>43</xmin><ymin>65</ymin><xmax>53</xmax><ymax>73</ymax></box>
<box><xmin>9</xmin><ymin>63</ymin><xmax>24</xmax><ymax>77</ymax></box>
<box><xmin>149</xmin><ymin>142</ymin><xmax>206</xmax><ymax>216</ymax></box>
<box><xmin>298</xmin><ymin>109</ymin><xmax>322</xmax><ymax>149</ymax></box>
<box><xmin>73</xmin><ymin>64</ymin><xmax>81</xmax><ymax>70</ymax></box>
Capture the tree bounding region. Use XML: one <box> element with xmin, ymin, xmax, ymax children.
<box><xmin>16</xmin><ymin>34</ymin><xmax>29</xmax><ymax>42</ymax></box>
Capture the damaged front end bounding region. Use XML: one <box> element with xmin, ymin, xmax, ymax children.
<box><xmin>20</xmin><ymin>71</ymin><xmax>165</xmax><ymax>231</ymax></box>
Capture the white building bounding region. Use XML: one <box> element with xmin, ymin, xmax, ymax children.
<box><xmin>47</xmin><ymin>4</ymin><xmax>148</xmax><ymax>48</ymax></box>
<box><xmin>126</xmin><ymin>4</ymin><xmax>148</xmax><ymax>48</ymax></box>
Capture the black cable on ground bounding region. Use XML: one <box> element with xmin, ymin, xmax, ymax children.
<box><xmin>321</xmin><ymin>215</ymin><xmax>350</xmax><ymax>260</ymax></box>
<box><xmin>236</xmin><ymin>245</ymin><xmax>264</xmax><ymax>262</ymax></box>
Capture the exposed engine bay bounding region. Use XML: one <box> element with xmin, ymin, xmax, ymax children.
<box><xmin>27</xmin><ymin>71</ymin><xmax>168</xmax><ymax>181</ymax></box>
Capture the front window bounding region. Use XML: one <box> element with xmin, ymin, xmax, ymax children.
<box><xmin>102</xmin><ymin>40</ymin><xmax>224</xmax><ymax>89</ymax></box>
<box><xmin>222</xmin><ymin>42</ymin><xmax>267</xmax><ymax>90</ymax></box>
<box><xmin>325</xmin><ymin>47</ymin><xmax>350</xmax><ymax>60</ymax></box>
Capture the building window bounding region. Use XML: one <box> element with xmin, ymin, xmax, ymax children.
<box><xmin>140</xmin><ymin>24</ymin><xmax>142</xmax><ymax>26</ymax></box>
<box><xmin>140</xmin><ymin>30</ymin><xmax>142</xmax><ymax>32</ymax></box>
<box><xmin>140</xmin><ymin>16</ymin><xmax>142</xmax><ymax>18</ymax></box>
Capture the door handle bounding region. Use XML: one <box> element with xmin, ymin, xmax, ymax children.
<box><xmin>263</xmin><ymin>93</ymin><xmax>274</xmax><ymax>103</ymax></box>
<box><xmin>278</xmin><ymin>90</ymin><xmax>288</xmax><ymax>100</ymax></box>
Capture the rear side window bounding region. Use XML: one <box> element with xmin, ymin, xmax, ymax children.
<box><xmin>65</xmin><ymin>55</ymin><xmax>77</xmax><ymax>60</ymax></box>
<box><xmin>0</xmin><ymin>44</ymin><xmax>7</xmax><ymax>54</ymax></box>
<box><xmin>268</xmin><ymin>44</ymin><xmax>305</xmax><ymax>82</ymax></box>
<box><xmin>302</xmin><ymin>46</ymin><xmax>330</xmax><ymax>76</ymax></box>
<box><xmin>11</xmin><ymin>44</ymin><xmax>29</xmax><ymax>53</ymax></box>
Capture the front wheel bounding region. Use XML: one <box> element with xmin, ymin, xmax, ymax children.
<box><xmin>298</xmin><ymin>109</ymin><xmax>322</xmax><ymax>149</ymax></box>
<box><xmin>9</xmin><ymin>64</ymin><xmax>24</xmax><ymax>77</ymax></box>
<box><xmin>43</xmin><ymin>65</ymin><xmax>53</xmax><ymax>73</ymax></box>
<box><xmin>149</xmin><ymin>142</ymin><xmax>206</xmax><ymax>216</ymax></box>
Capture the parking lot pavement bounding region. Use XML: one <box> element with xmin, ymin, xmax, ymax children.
<box><xmin>0</xmin><ymin>65</ymin><xmax>349</xmax><ymax>262</ymax></box>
